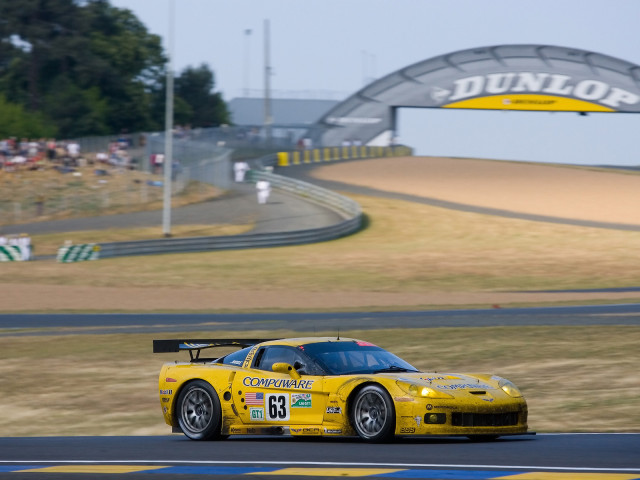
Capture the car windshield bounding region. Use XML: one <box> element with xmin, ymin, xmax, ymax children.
<box><xmin>300</xmin><ymin>340</ymin><xmax>419</xmax><ymax>375</ymax></box>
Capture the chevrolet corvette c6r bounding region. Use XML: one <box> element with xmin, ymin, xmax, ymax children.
<box><xmin>153</xmin><ymin>337</ymin><xmax>531</xmax><ymax>442</ymax></box>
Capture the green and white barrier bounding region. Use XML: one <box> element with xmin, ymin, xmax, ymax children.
<box><xmin>0</xmin><ymin>245</ymin><xmax>22</xmax><ymax>261</ymax></box>
<box><xmin>57</xmin><ymin>243</ymin><xmax>100</xmax><ymax>263</ymax></box>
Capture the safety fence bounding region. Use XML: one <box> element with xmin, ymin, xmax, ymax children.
<box><xmin>3</xmin><ymin>180</ymin><xmax>170</xmax><ymax>226</ymax></box>
<box><xmin>276</xmin><ymin>145</ymin><xmax>413</xmax><ymax>167</ymax></box>
<box><xmin>1</xmin><ymin>146</ymin><xmax>231</xmax><ymax>227</ymax></box>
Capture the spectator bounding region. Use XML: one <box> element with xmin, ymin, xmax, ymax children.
<box><xmin>67</xmin><ymin>140</ymin><xmax>80</xmax><ymax>163</ymax></box>
<box><xmin>46</xmin><ymin>139</ymin><xmax>57</xmax><ymax>161</ymax></box>
<box><xmin>256</xmin><ymin>179</ymin><xmax>271</xmax><ymax>204</ymax></box>
<box><xmin>234</xmin><ymin>161</ymin><xmax>249</xmax><ymax>182</ymax></box>
<box><xmin>153</xmin><ymin>154</ymin><xmax>164</xmax><ymax>174</ymax></box>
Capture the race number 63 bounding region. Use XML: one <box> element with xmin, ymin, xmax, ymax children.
<box><xmin>265</xmin><ymin>393</ymin><xmax>290</xmax><ymax>421</ymax></box>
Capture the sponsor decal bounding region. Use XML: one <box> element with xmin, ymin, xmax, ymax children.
<box><xmin>243</xmin><ymin>347</ymin><xmax>257</xmax><ymax>368</ymax></box>
<box><xmin>400</xmin><ymin>427</ymin><xmax>416</xmax><ymax>434</ymax></box>
<box><xmin>420</xmin><ymin>376</ymin><xmax>447</xmax><ymax>382</ymax></box>
<box><xmin>245</xmin><ymin>392</ymin><xmax>264</xmax><ymax>406</ymax></box>
<box><xmin>265</xmin><ymin>393</ymin><xmax>290</xmax><ymax>421</ymax></box>
<box><xmin>302</xmin><ymin>427</ymin><xmax>321</xmax><ymax>435</ymax></box>
<box><xmin>324</xmin><ymin>428</ymin><xmax>342</xmax><ymax>434</ymax></box>
<box><xmin>159</xmin><ymin>389</ymin><xmax>173</xmax><ymax>395</ymax></box>
<box><xmin>437</xmin><ymin>383</ymin><xmax>493</xmax><ymax>391</ymax></box>
<box><xmin>291</xmin><ymin>428</ymin><xmax>303</xmax><ymax>433</ymax></box>
<box><xmin>231</xmin><ymin>360</ymin><xmax>243</xmax><ymax>366</ymax></box>
<box><xmin>230</xmin><ymin>427</ymin><xmax>242</xmax><ymax>434</ymax></box>
<box><xmin>326</xmin><ymin>407</ymin><xmax>342</xmax><ymax>414</ymax></box>
<box><xmin>482</xmin><ymin>398</ymin><xmax>495</xmax><ymax>402</ymax></box>
<box><xmin>163</xmin><ymin>407</ymin><xmax>168</xmax><ymax>414</ymax></box>
<box><xmin>182</xmin><ymin>342</ymin><xmax>214</xmax><ymax>349</ymax></box>
<box><xmin>250</xmin><ymin>407</ymin><xmax>264</xmax><ymax>421</ymax></box>
<box><xmin>291</xmin><ymin>393</ymin><xmax>312</xmax><ymax>408</ymax></box>
<box><xmin>242</xmin><ymin>376</ymin><xmax>314</xmax><ymax>390</ymax></box>
<box><xmin>162</xmin><ymin>398</ymin><xmax>170</xmax><ymax>403</ymax></box>
<box><xmin>356</xmin><ymin>340</ymin><xmax>377</xmax><ymax>347</ymax></box>
<box><xmin>415</xmin><ymin>416</ymin><xmax>421</xmax><ymax>426</ymax></box>
<box><xmin>432</xmin><ymin>72</ymin><xmax>639</xmax><ymax>109</ymax></box>
<box><xmin>427</xmin><ymin>404</ymin><xmax>458</xmax><ymax>410</ymax></box>
<box><xmin>430</xmin><ymin>86</ymin><xmax>450</xmax><ymax>103</ymax></box>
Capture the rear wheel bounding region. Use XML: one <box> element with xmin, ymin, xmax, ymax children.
<box><xmin>176</xmin><ymin>380</ymin><xmax>222</xmax><ymax>441</ymax></box>
<box><xmin>350</xmin><ymin>385</ymin><xmax>395</xmax><ymax>442</ymax></box>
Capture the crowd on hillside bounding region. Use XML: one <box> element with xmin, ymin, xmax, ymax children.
<box><xmin>0</xmin><ymin>137</ymin><xmax>82</xmax><ymax>171</ymax></box>
<box><xmin>0</xmin><ymin>134</ymin><xmax>139</xmax><ymax>173</ymax></box>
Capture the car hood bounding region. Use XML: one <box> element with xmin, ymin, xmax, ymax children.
<box><xmin>386</xmin><ymin>372</ymin><xmax>500</xmax><ymax>392</ymax></box>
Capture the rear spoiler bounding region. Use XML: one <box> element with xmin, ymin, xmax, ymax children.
<box><xmin>153</xmin><ymin>338</ymin><xmax>275</xmax><ymax>361</ymax></box>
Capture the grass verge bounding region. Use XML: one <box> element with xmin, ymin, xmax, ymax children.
<box><xmin>5</xmin><ymin>193</ymin><xmax>640</xmax><ymax>297</ymax></box>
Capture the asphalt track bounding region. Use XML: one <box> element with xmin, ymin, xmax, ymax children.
<box><xmin>0</xmin><ymin>181</ymin><xmax>344</xmax><ymax>237</ymax></box>
<box><xmin>0</xmin><ymin>434</ymin><xmax>639</xmax><ymax>479</ymax></box>
<box><xmin>1</xmin><ymin>303</ymin><xmax>639</xmax><ymax>336</ymax></box>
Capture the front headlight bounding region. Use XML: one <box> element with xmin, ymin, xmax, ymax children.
<box><xmin>396</xmin><ymin>380</ymin><xmax>454</xmax><ymax>399</ymax></box>
<box><xmin>498</xmin><ymin>378</ymin><xmax>523</xmax><ymax>398</ymax></box>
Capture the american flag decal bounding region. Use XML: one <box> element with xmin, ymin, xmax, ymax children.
<box><xmin>245</xmin><ymin>392</ymin><xmax>264</xmax><ymax>405</ymax></box>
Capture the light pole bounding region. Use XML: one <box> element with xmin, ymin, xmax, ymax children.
<box><xmin>263</xmin><ymin>19</ymin><xmax>272</xmax><ymax>143</ymax></box>
<box><xmin>162</xmin><ymin>0</ymin><xmax>175</xmax><ymax>237</ymax></box>
<box><xmin>243</xmin><ymin>29</ymin><xmax>252</xmax><ymax>97</ymax></box>
<box><xmin>362</xmin><ymin>50</ymin><xmax>377</xmax><ymax>86</ymax></box>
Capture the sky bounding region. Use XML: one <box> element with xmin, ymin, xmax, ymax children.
<box><xmin>111</xmin><ymin>0</ymin><xmax>640</xmax><ymax>167</ymax></box>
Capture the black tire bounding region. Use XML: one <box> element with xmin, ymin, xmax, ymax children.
<box><xmin>176</xmin><ymin>380</ymin><xmax>222</xmax><ymax>441</ymax></box>
<box><xmin>350</xmin><ymin>384</ymin><xmax>395</xmax><ymax>442</ymax></box>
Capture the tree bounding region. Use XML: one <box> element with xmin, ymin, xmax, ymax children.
<box><xmin>174</xmin><ymin>64</ymin><xmax>230</xmax><ymax>128</ymax></box>
<box><xmin>0</xmin><ymin>1</ymin><xmax>230</xmax><ymax>138</ymax></box>
<box><xmin>0</xmin><ymin>94</ymin><xmax>57</xmax><ymax>138</ymax></box>
<box><xmin>0</xmin><ymin>0</ymin><xmax>166</xmax><ymax>137</ymax></box>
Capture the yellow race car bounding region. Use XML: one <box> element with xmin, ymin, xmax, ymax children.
<box><xmin>153</xmin><ymin>337</ymin><xmax>531</xmax><ymax>442</ymax></box>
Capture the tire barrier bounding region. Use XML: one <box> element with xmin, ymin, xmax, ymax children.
<box><xmin>0</xmin><ymin>245</ymin><xmax>22</xmax><ymax>261</ymax></box>
<box><xmin>57</xmin><ymin>243</ymin><xmax>100</xmax><ymax>263</ymax></box>
<box><xmin>276</xmin><ymin>145</ymin><xmax>413</xmax><ymax>167</ymax></box>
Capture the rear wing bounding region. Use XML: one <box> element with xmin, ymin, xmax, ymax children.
<box><xmin>153</xmin><ymin>338</ymin><xmax>275</xmax><ymax>362</ymax></box>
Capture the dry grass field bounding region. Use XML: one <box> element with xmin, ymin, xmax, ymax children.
<box><xmin>2</xmin><ymin>193</ymin><xmax>640</xmax><ymax>311</ymax></box>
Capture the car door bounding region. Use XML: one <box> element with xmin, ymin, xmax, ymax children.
<box><xmin>233</xmin><ymin>345</ymin><xmax>326</xmax><ymax>426</ymax></box>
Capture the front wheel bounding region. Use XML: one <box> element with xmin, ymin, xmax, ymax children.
<box><xmin>176</xmin><ymin>380</ymin><xmax>222</xmax><ymax>441</ymax></box>
<box><xmin>350</xmin><ymin>385</ymin><xmax>395</xmax><ymax>442</ymax></box>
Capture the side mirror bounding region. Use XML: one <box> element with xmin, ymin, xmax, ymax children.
<box><xmin>272</xmin><ymin>362</ymin><xmax>301</xmax><ymax>380</ymax></box>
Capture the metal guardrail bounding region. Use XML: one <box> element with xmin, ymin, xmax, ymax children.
<box><xmin>247</xmin><ymin>169</ymin><xmax>360</xmax><ymax>220</ymax></box>
<box><xmin>95</xmin><ymin>170</ymin><xmax>362</xmax><ymax>259</ymax></box>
